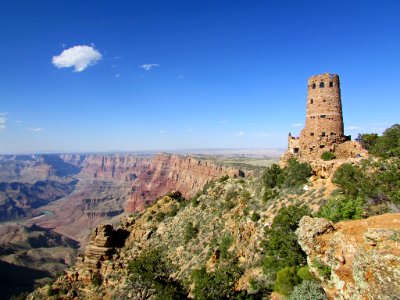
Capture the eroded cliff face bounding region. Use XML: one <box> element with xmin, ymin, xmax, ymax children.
<box><xmin>297</xmin><ymin>214</ymin><xmax>400</xmax><ymax>300</ymax></box>
<box><xmin>63</xmin><ymin>153</ymin><xmax>244</xmax><ymax>214</ymax></box>
<box><xmin>125</xmin><ymin>154</ymin><xmax>244</xmax><ymax>213</ymax></box>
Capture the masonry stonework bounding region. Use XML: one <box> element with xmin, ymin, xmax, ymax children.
<box><xmin>286</xmin><ymin>73</ymin><xmax>366</xmax><ymax>161</ymax></box>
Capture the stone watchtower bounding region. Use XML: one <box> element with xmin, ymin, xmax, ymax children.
<box><xmin>299</xmin><ymin>73</ymin><xmax>349</xmax><ymax>158</ymax></box>
<box><xmin>285</xmin><ymin>73</ymin><xmax>365</xmax><ymax>161</ymax></box>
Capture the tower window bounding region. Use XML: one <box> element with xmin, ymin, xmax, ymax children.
<box><xmin>310</xmin><ymin>99</ymin><xmax>314</xmax><ymax>104</ymax></box>
<box><xmin>310</xmin><ymin>133</ymin><xmax>314</xmax><ymax>136</ymax></box>
<box><xmin>319</xmin><ymin>82</ymin><xmax>325</xmax><ymax>88</ymax></box>
<box><xmin>322</xmin><ymin>132</ymin><xmax>326</xmax><ymax>137</ymax></box>
<box><xmin>329</xmin><ymin>81</ymin><xmax>334</xmax><ymax>87</ymax></box>
<box><xmin>320</xmin><ymin>115</ymin><xmax>326</xmax><ymax>118</ymax></box>
<box><xmin>312</xmin><ymin>83</ymin><xmax>316</xmax><ymax>89</ymax></box>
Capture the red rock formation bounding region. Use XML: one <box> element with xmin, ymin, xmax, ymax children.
<box><xmin>64</xmin><ymin>153</ymin><xmax>244</xmax><ymax>214</ymax></box>
<box><xmin>125</xmin><ymin>154</ymin><xmax>243</xmax><ymax>213</ymax></box>
<box><xmin>78</xmin><ymin>155</ymin><xmax>145</xmax><ymax>181</ymax></box>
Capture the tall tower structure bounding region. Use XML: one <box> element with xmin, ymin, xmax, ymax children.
<box><xmin>283</xmin><ymin>73</ymin><xmax>366</xmax><ymax>163</ymax></box>
<box><xmin>298</xmin><ymin>73</ymin><xmax>349</xmax><ymax>159</ymax></box>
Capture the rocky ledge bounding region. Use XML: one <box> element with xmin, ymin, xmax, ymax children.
<box><xmin>297</xmin><ymin>214</ymin><xmax>400</xmax><ymax>299</ymax></box>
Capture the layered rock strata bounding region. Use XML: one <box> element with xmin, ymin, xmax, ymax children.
<box><xmin>63</xmin><ymin>153</ymin><xmax>245</xmax><ymax>213</ymax></box>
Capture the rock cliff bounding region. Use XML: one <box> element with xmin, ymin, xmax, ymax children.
<box><xmin>63</xmin><ymin>153</ymin><xmax>245</xmax><ymax>214</ymax></box>
<box><xmin>297</xmin><ymin>214</ymin><xmax>400</xmax><ymax>299</ymax></box>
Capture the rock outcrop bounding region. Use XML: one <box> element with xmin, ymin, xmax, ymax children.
<box><xmin>297</xmin><ymin>214</ymin><xmax>400</xmax><ymax>299</ymax></box>
<box><xmin>69</xmin><ymin>223</ymin><xmax>129</xmax><ymax>284</ymax></box>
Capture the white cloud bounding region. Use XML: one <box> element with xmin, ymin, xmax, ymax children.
<box><xmin>346</xmin><ymin>126</ymin><xmax>363</xmax><ymax>130</ymax></box>
<box><xmin>159</xmin><ymin>130</ymin><xmax>165</xmax><ymax>134</ymax></box>
<box><xmin>291</xmin><ymin>123</ymin><xmax>303</xmax><ymax>127</ymax></box>
<box><xmin>27</xmin><ymin>127</ymin><xmax>44</xmax><ymax>132</ymax></box>
<box><xmin>16</xmin><ymin>120</ymin><xmax>22</xmax><ymax>123</ymax></box>
<box><xmin>0</xmin><ymin>113</ymin><xmax>6</xmax><ymax>130</ymax></box>
<box><xmin>52</xmin><ymin>45</ymin><xmax>102</xmax><ymax>72</ymax></box>
<box><xmin>236</xmin><ymin>131</ymin><xmax>245</xmax><ymax>136</ymax></box>
<box><xmin>140</xmin><ymin>64</ymin><xmax>159</xmax><ymax>71</ymax></box>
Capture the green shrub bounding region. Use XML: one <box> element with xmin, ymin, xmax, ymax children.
<box><xmin>91</xmin><ymin>272</ymin><xmax>103</xmax><ymax>286</ymax></box>
<box><xmin>332</xmin><ymin>163</ymin><xmax>364</xmax><ymax>196</ymax></box>
<box><xmin>321</xmin><ymin>151</ymin><xmax>336</xmax><ymax>161</ymax></box>
<box><xmin>283</xmin><ymin>159</ymin><xmax>312</xmax><ymax>188</ymax></box>
<box><xmin>318</xmin><ymin>195</ymin><xmax>364</xmax><ymax>222</ymax></box>
<box><xmin>225</xmin><ymin>189</ymin><xmax>238</xmax><ymax>202</ymax></box>
<box><xmin>370</xmin><ymin>124</ymin><xmax>400</xmax><ymax>158</ymax></box>
<box><xmin>127</xmin><ymin>249</ymin><xmax>187</xmax><ymax>299</ymax></box>
<box><xmin>241</xmin><ymin>190</ymin><xmax>251</xmax><ymax>201</ymax></box>
<box><xmin>243</xmin><ymin>207</ymin><xmax>249</xmax><ymax>216</ymax></box>
<box><xmin>290</xmin><ymin>280</ymin><xmax>327</xmax><ymax>300</ymax></box>
<box><xmin>251</xmin><ymin>212</ymin><xmax>261</xmax><ymax>222</ymax></box>
<box><xmin>202</xmin><ymin>181</ymin><xmax>215</xmax><ymax>194</ymax></box>
<box><xmin>262</xmin><ymin>204</ymin><xmax>311</xmax><ymax>280</ymax></box>
<box><xmin>262</xmin><ymin>164</ymin><xmax>283</xmax><ymax>189</ymax></box>
<box><xmin>331</xmin><ymin>158</ymin><xmax>400</xmax><ymax>208</ymax></box>
<box><xmin>165</xmin><ymin>191</ymin><xmax>185</xmax><ymax>202</ymax></box>
<box><xmin>296</xmin><ymin>266</ymin><xmax>313</xmax><ymax>281</ymax></box>
<box><xmin>262</xmin><ymin>188</ymin><xmax>278</xmax><ymax>202</ymax></box>
<box><xmin>179</xmin><ymin>200</ymin><xmax>187</xmax><ymax>210</ymax></box>
<box><xmin>155</xmin><ymin>211</ymin><xmax>166</xmax><ymax>222</ymax></box>
<box><xmin>219</xmin><ymin>234</ymin><xmax>233</xmax><ymax>259</ymax></box>
<box><xmin>191</xmin><ymin>261</ymin><xmax>245</xmax><ymax>300</ymax></box>
<box><xmin>273</xmin><ymin>267</ymin><xmax>301</xmax><ymax>296</ymax></box>
<box><xmin>219</xmin><ymin>175</ymin><xmax>229</xmax><ymax>182</ymax></box>
<box><xmin>356</xmin><ymin>133</ymin><xmax>379</xmax><ymax>150</ymax></box>
<box><xmin>222</xmin><ymin>199</ymin><xmax>235</xmax><ymax>210</ymax></box>
<box><xmin>373</xmin><ymin>158</ymin><xmax>400</xmax><ymax>204</ymax></box>
<box><xmin>167</xmin><ymin>204</ymin><xmax>179</xmax><ymax>217</ymax></box>
<box><xmin>184</xmin><ymin>221</ymin><xmax>199</xmax><ymax>243</ymax></box>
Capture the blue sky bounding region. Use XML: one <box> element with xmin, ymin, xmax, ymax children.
<box><xmin>0</xmin><ymin>0</ymin><xmax>399</xmax><ymax>154</ymax></box>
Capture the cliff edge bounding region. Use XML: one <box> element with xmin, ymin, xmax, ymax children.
<box><xmin>297</xmin><ymin>214</ymin><xmax>400</xmax><ymax>299</ymax></box>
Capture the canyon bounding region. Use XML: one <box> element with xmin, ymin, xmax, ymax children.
<box><xmin>0</xmin><ymin>152</ymin><xmax>248</xmax><ymax>298</ymax></box>
<box><xmin>1</xmin><ymin>153</ymin><xmax>245</xmax><ymax>241</ymax></box>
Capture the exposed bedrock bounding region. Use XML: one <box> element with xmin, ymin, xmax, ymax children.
<box><xmin>297</xmin><ymin>214</ymin><xmax>400</xmax><ymax>299</ymax></box>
